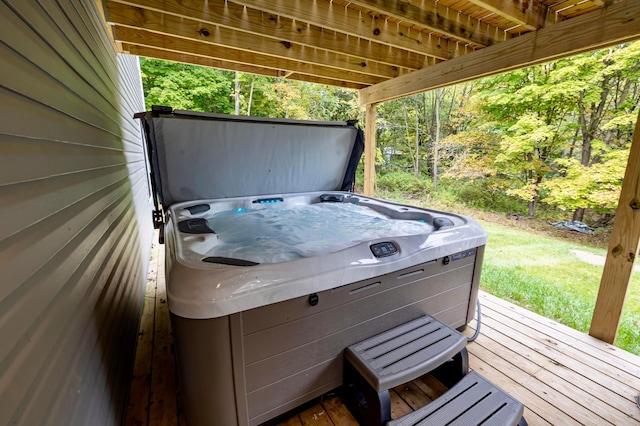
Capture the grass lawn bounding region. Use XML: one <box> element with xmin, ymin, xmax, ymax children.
<box><xmin>479</xmin><ymin>221</ymin><xmax>640</xmax><ymax>355</ymax></box>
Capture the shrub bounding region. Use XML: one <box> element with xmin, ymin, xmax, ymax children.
<box><xmin>432</xmin><ymin>178</ymin><xmax>526</xmax><ymax>214</ymax></box>
<box><xmin>376</xmin><ymin>171</ymin><xmax>433</xmax><ymax>195</ymax></box>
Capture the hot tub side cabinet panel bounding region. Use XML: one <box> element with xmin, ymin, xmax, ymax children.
<box><xmin>171</xmin><ymin>246</ymin><xmax>484</xmax><ymax>426</ymax></box>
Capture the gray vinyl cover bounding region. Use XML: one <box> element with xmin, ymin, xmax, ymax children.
<box><xmin>145</xmin><ymin>110</ymin><xmax>361</xmax><ymax>205</ymax></box>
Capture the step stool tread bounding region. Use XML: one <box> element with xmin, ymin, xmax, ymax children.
<box><xmin>345</xmin><ymin>316</ymin><xmax>467</xmax><ymax>391</ymax></box>
<box><xmin>387</xmin><ymin>371</ymin><xmax>524</xmax><ymax>426</ymax></box>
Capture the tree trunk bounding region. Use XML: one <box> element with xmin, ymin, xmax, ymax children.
<box><xmin>528</xmin><ymin>181</ymin><xmax>541</xmax><ymax>217</ymax></box>
<box><xmin>443</xmin><ymin>86</ymin><xmax>456</xmax><ymax>132</ymax></box>
<box><xmin>572</xmin><ymin>208</ymin><xmax>585</xmax><ymax>222</ymax></box>
<box><xmin>234</xmin><ymin>71</ymin><xmax>240</xmax><ymax>115</ymax></box>
<box><xmin>401</xmin><ymin>99</ymin><xmax>417</xmax><ymax>175</ymax></box>
<box><xmin>528</xmin><ymin>199</ymin><xmax>536</xmax><ymax>218</ymax></box>
<box><xmin>433</xmin><ymin>89</ymin><xmax>441</xmax><ymax>189</ymax></box>
<box><xmin>567</xmin><ymin>124</ymin><xmax>580</xmax><ymax>160</ymax></box>
<box><xmin>414</xmin><ymin>111</ymin><xmax>420</xmax><ymax>178</ymax></box>
<box><xmin>526</xmin><ymin>163</ymin><xmax>541</xmax><ymax>218</ymax></box>
<box><xmin>247</xmin><ymin>75</ymin><xmax>255</xmax><ymax>116</ymax></box>
<box><xmin>581</xmin><ymin>134</ymin><xmax>593</xmax><ymax>167</ymax></box>
<box><xmin>574</xmin><ymin>133</ymin><xmax>592</xmax><ymax>221</ymax></box>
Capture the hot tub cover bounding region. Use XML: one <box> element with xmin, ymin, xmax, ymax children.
<box><xmin>136</xmin><ymin>107</ymin><xmax>364</xmax><ymax>208</ymax></box>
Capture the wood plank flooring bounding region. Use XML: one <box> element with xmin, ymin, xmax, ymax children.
<box><xmin>125</xmin><ymin>237</ymin><xmax>187</xmax><ymax>426</ymax></box>
<box><xmin>125</xmin><ymin>237</ymin><xmax>640</xmax><ymax>425</ymax></box>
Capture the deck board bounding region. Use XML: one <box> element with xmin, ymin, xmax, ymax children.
<box><xmin>125</xmin><ymin>238</ymin><xmax>158</xmax><ymax>426</ymax></box>
<box><xmin>474</xmin><ymin>298</ymin><xmax>640</xmax><ymax>423</ymax></box>
<box><xmin>147</xmin><ymin>244</ymin><xmax>181</xmax><ymax>426</ymax></box>
<box><xmin>125</xmin><ymin>240</ymin><xmax>640</xmax><ymax>425</ymax></box>
<box><xmin>469</xmin><ymin>293</ymin><xmax>640</xmax><ymax>425</ymax></box>
<box><xmin>321</xmin><ymin>396</ymin><xmax>359</xmax><ymax>425</ymax></box>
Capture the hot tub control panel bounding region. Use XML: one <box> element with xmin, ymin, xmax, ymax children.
<box><xmin>370</xmin><ymin>241</ymin><xmax>398</xmax><ymax>258</ymax></box>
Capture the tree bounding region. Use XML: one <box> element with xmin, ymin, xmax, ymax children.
<box><xmin>140</xmin><ymin>58</ymin><xmax>234</xmax><ymax>113</ymax></box>
<box><xmin>542</xmin><ymin>42</ymin><xmax>640</xmax><ymax>219</ymax></box>
<box><xmin>469</xmin><ymin>64</ymin><xmax>578</xmax><ymax>216</ymax></box>
<box><xmin>542</xmin><ymin>148</ymin><xmax>628</xmax><ymax>214</ymax></box>
<box><xmin>495</xmin><ymin>114</ymin><xmax>560</xmax><ymax>216</ymax></box>
<box><xmin>140</xmin><ymin>58</ymin><xmax>362</xmax><ymax>122</ymax></box>
<box><xmin>436</xmin><ymin>42</ymin><xmax>640</xmax><ymax>220</ymax></box>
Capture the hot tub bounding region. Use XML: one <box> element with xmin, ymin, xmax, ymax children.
<box><xmin>136</xmin><ymin>108</ymin><xmax>487</xmax><ymax>426</ymax></box>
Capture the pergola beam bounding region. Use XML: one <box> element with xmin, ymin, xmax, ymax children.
<box><xmin>358</xmin><ymin>0</ymin><xmax>640</xmax><ymax>105</ymax></box>
<box><xmin>589</xmin><ymin>110</ymin><xmax>640</xmax><ymax>344</ymax></box>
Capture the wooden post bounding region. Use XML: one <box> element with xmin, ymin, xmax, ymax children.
<box><xmin>589</xmin><ymin>110</ymin><xmax>640</xmax><ymax>343</ymax></box>
<box><xmin>364</xmin><ymin>103</ymin><xmax>378</xmax><ymax>196</ymax></box>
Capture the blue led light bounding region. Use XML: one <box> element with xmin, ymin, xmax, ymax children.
<box><xmin>236</xmin><ymin>208</ymin><xmax>245</xmax><ymax>213</ymax></box>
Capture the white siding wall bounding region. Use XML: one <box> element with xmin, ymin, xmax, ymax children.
<box><xmin>0</xmin><ymin>0</ymin><xmax>153</xmax><ymax>425</ymax></box>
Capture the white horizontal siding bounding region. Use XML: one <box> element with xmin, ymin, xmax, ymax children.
<box><xmin>0</xmin><ymin>0</ymin><xmax>153</xmax><ymax>425</ymax></box>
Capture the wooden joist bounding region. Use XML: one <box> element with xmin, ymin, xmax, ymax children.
<box><xmin>102</xmin><ymin>0</ymin><xmax>621</xmax><ymax>92</ymax></box>
<box><xmin>358</xmin><ymin>0</ymin><xmax>640</xmax><ymax>105</ymax></box>
<box><xmin>230</xmin><ymin>0</ymin><xmax>453</xmax><ymax>59</ymax></box>
<box><xmin>120</xmin><ymin>44</ymin><xmax>368</xmax><ymax>89</ymax></box>
<box><xmin>106</xmin><ymin>6</ymin><xmax>403</xmax><ymax>80</ymax></box>
<box><xmin>106</xmin><ymin>0</ymin><xmax>427</xmax><ymax>71</ymax></box>
<box><xmin>112</xmin><ymin>25</ymin><xmax>385</xmax><ymax>86</ymax></box>
<box><xmin>345</xmin><ymin>0</ymin><xmax>507</xmax><ymax>48</ymax></box>
<box><xmin>464</xmin><ymin>0</ymin><xmax>552</xmax><ymax>31</ymax></box>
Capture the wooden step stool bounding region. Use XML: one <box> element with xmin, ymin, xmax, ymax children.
<box><xmin>343</xmin><ymin>316</ymin><xmax>469</xmax><ymax>425</ymax></box>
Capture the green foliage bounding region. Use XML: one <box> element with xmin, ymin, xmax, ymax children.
<box><xmin>446</xmin><ymin>179</ymin><xmax>525</xmax><ymax>213</ymax></box>
<box><xmin>438</xmin><ymin>41</ymin><xmax>640</xmax><ymax>218</ymax></box>
<box><xmin>375</xmin><ymin>170</ymin><xmax>433</xmax><ymax>195</ymax></box>
<box><xmin>494</xmin><ymin>114</ymin><xmax>558</xmax><ymax>203</ymax></box>
<box><xmin>441</xmin><ymin>130</ymin><xmax>500</xmax><ymax>179</ymax></box>
<box><xmin>139</xmin><ymin>58</ymin><xmax>361</xmax><ymax>121</ymax></box>
<box><xmin>472</xmin><ymin>65</ymin><xmax>579</xmax><ymax>213</ymax></box>
<box><xmin>420</xmin><ymin>178</ymin><xmax>525</xmax><ymax>214</ymax></box>
<box><xmin>140</xmin><ymin>58</ymin><xmax>234</xmax><ymax>113</ymax></box>
<box><xmin>542</xmin><ymin>148</ymin><xmax>628</xmax><ymax>213</ymax></box>
<box><xmin>229</xmin><ymin>76</ymin><xmax>360</xmax><ymax>121</ymax></box>
<box><xmin>370</xmin><ymin>171</ymin><xmax>526</xmax><ymax>214</ymax></box>
<box><xmin>377</xmin><ymin>88</ymin><xmax>470</xmax><ymax>179</ymax></box>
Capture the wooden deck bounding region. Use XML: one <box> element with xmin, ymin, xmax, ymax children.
<box><xmin>125</xmin><ymin>236</ymin><xmax>640</xmax><ymax>425</ymax></box>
